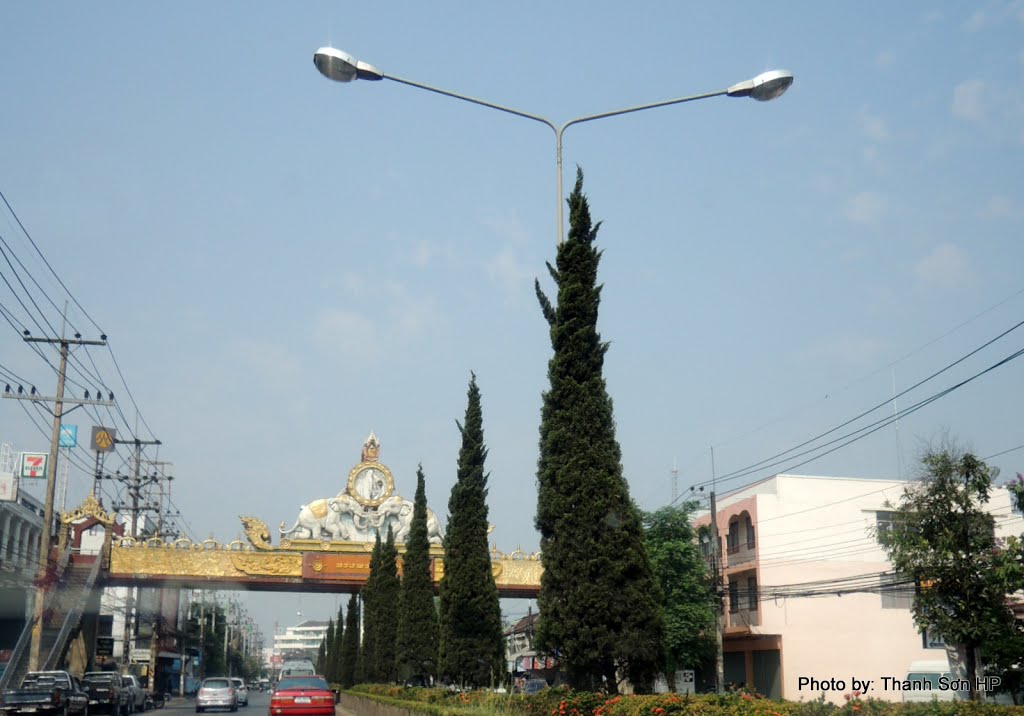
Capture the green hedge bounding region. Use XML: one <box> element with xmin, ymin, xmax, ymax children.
<box><xmin>342</xmin><ymin>684</ymin><xmax>1024</xmax><ymax>716</ymax></box>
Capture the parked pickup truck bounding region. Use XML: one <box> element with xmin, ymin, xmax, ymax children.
<box><xmin>118</xmin><ymin>677</ymin><xmax>145</xmax><ymax>714</ymax></box>
<box><xmin>81</xmin><ymin>673</ymin><xmax>128</xmax><ymax>716</ymax></box>
<box><xmin>0</xmin><ymin>670</ymin><xmax>88</xmax><ymax>716</ymax></box>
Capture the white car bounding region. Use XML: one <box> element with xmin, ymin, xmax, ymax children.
<box><xmin>230</xmin><ymin>679</ymin><xmax>248</xmax><ymax>707</ymax></box>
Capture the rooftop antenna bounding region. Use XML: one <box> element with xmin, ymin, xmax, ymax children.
<box><xmin>892</xmin><ymin>368</ymin><xmax>905</xmax><ymax>479</ymax></box>
<box><xmin>671</xmin><ymin>458</ymin><xmax>678</xmax><ymax>504</ymax></box>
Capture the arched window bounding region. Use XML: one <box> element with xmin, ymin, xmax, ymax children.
<box><xmin>744</xmin><ymin>514</ymin><xmax>755</xmax><ymax>549</ymax></box>
<box><xmin>727</xmin><ymin>519</ymin><xmax>740</xmax><ymax>554</ymax></box>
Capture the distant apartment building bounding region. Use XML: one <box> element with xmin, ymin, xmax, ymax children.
<box><xmin>695</xmin><ymin>473</ymin><xmax>1024</xmax><ymax>704</ymax></box>
<box><xmin>504</xmin><ymin>609</ymin><xmax>558</xmax><ymax>686</ymax></box>
<box><xmin>273</xmin><ymin>620</ymin><xmax>328</xmax><ymax>663</ymax></box>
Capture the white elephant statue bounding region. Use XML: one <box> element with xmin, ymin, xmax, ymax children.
<box><xmin>327</xmin><ymin>494</ymin><xmax>368</xmax><ymax>539</ymax></box>
<box><xmin>375</xmin><ymin>495</ymin><xmax>414</xmax><ymax>539</ymax></box>
<box><xmin>425</xmin><ymin>509</ymin><xmax>444</xmax><ymax>543</ymax></box>
<box><xmin>392</xmin><ymin>505</ymin><xmax>445</xmax><ymax>544</ymax></box>
<box><xmin>280</xmin><ymin>498</ymin><xmax>349</xmax><ymax>540</ymax></box>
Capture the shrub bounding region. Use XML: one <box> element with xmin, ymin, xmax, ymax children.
<box><xmin>342</xmin><ymin>685</ymin><xmax>1024</xmax><ymax>716</ymax></box>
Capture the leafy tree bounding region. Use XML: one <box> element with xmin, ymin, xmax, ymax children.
<box><xmin>984</xmin><ymin>623</ymin><xmax>1024</xmax><ymax>705</ymax></box>
<box><xmin>339</xmin><ymin>593</ymin><xmax>360</xmax><ymax>688</ymax></box>
<box><xmin>361</xmin><ymin>531</ymin><xmax>384</xmax><ymax>681</ymax></box>
<box><xmin>198</xmin><ymin>604</ymin><xmax>227</xmax><ymax>678</ymax></box>
<box><xmin>396</xmin><ymin>465</ymin><xmax>440</xmax><ymax>683</ymax></box>
<box><xmin>373</xmin><ymin>525</ymin><xmax>401</xmax><ymax>682</ymax></box>
<box><xmin>1009</xmin><ymin>472</ymin><xmax>1024</xmax><ymax>514</ymax></box>
<box><xmin>876</xmin><ymin>448</ymin><xmax>1024</xmax><ymax>701</ymax></box>
<box><xmin>534</xmin><ymin>169</ymin><xmax>665</xmax><ymax>693</ymax></box>
<box><xmin>642</xmin><ymin>503</ymin><xmax>716</xmax><ymax>687</ymax></box>
<box><xmin>438</xmin><ymin>374</ymin><xmax>505</xmax><ymax>687</ymax></box>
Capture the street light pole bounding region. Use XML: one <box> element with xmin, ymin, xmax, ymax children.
<box><xmin>313</xmin><ymin>47</ymin><xmax>793</xmax><ymax>245</ymax></box>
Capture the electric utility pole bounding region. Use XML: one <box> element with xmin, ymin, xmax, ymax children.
<box><xmin>709</xmin><ymin>447</ymin><xmax>724</xmax><ymax>695</ymax></box>
<box><xmin>141</xmin><ymin>460</ymin><xmax>174</xmax><ymax>537</ymax></box>
<box><xmin>3</xmin><ymin>332</ymin><xmax>111</xmax><ymax>670</ymax></box>
<box><xmin>105</xmin><ymin>437</ymin><xmax>161</xmax><ymax>667</ymax></box>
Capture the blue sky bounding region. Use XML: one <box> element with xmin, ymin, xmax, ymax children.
<box><xmin>2</xmin><ymin>2</ymin><xmax>1023</xmax><ymax>635</ymax></box>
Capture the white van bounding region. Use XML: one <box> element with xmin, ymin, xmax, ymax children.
<box><xmin>901</xmin><ymin>660</ymin><xmax>956</xmax><ymax>703</ymax></box>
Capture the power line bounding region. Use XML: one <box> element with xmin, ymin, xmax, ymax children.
<box><xmin>698</xmin><ymin>440</ymin><xmax>1024</xmax><ymax>539</ymax></box>
<box><xmin>986</xmin><ymin>443</ymin><xmax>1024</xmax><ymax>461</ymax></box>
<box><xmin>0</xmin><ymin>262</ymin><xmax>59</xmax><ymax>339</ymax></box>
<box><xmin>105</xmin><ymin>342</ymin><xmax>157</xmax><ymax>442</ymax></box>
<box><xmin>0</xmin><ymin>188</ymin><xmax>104</xmax><ymax>334</ymax></box>
<box><xmin>660</xmin><ymin>285</ymin><xmax>1024</xmax><ymax>503</ymax></box>
<box><xmin>0</xmin><ymin>193</ymin><xmax>157</xmax><ymax>448</ymax></box>
<box><xmin>0</xmin><ymin>360</ymin><xmax>34</xmax><ymax>387</ymax></box>
<box><xmin>693</xmin><ymin>318</ymin><xmax>1024</xmax><ymax>491</ymax></box>
<box><xmin>0</xmin><ymin>230</ymin><xmax>84</xmax><ymax>338</ymax></box>
<box><xmin>688</xmin><ymin>344</ymin><xmax>1024</xmax><ymax>497</ymax></box>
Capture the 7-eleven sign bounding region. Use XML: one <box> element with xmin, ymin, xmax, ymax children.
<box><xmin>20</xmin><ymin>452</ymin><xmax>48</xmax><ymax>479</ymax></box>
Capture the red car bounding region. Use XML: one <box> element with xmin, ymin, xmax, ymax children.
<box><xmin>268</xmin><ymin>677</ymin><xmax>335</xmax><ymax>716</ymax></box>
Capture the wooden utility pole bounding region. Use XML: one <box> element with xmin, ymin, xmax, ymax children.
<box><xmin>3</xmin><ymin>333</ymin><xmax>111</xmax><ymax>670</ymax></box>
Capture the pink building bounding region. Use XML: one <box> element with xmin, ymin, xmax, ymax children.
<box><xmin>695</xmin><ymin>474</ymin><xmax>1024</xmax><ymax>704</ymax></box>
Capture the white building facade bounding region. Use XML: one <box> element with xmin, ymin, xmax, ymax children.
<box><xmin>272</xmin><ymin>620</ymin><xmax>328</xmax><ymax>664</ymax></box>
<box><xmin>696</xmin><ymin>474</ymin><xmax>1024</xmax><ymax>704</ymax></box>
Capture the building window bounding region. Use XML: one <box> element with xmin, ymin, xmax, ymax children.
<box><xmin>747</xmin><ymin>576</ymin><xmax>758</xmax><ymax>611</ymax></box>
<box><xmin>880</xmin><ymin>574</ymin><xmax>913</xmax><ymax>609</ymax></box>
<box><xmin>727</xmin><ymin>520</ymin><xmax>740</xmax><ymax>554</ymax></box>
<box><xmin>728</xmin><ymin>580</ymin><xmax>739</xmax><ymax>613</ymax></box>
<box><xmin>744</xmin><ymin>514</ymin><xmax>755</xmax><ymax>549</ymax></box>
<box><xmin>922</xmin><ymin>626</ymin><xmax>946</xmax><ymax>649</ymax></box>
<box><xmin>876</xmin><ymin>510</ymin><xmax>898</xmax><ymax>534</ymax></box>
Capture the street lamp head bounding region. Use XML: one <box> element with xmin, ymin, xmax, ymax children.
<box><xmin>726</xmin><ymin>69</ymin><xmax>794</xmax><ymax>101</ymax></box>
<box><xmin>313</xmin><ymin>46</ymin><xmax>383</xmax><ymax>83</ymax></box>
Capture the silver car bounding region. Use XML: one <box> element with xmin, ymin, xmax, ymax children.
<box><xmin>196</xmin><ymin>677</ymin><xmax>237</xmax><ymax>713</ymax></box>
<box><xmin>229</xmin><ymin>679</ymin><xmax>248</xmax><ymax>707</ymax></box>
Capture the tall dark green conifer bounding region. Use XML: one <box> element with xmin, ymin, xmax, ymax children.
<box><xmin>361</xmin><ymin>532</ymin><xmax>383</xmax><ymax>682</ymax></box>
<box><xmin>396</xmin><ymin>465</ymin><xmax>440</xmax><ymax>683</ymax></box>
<box><xmin>339</xmin><ymin>593</ymin><xmax>360</xmax><ymax>688</ymax></box>
<box><xmin>373</xmin><ymin>525</ymin><xmax>401</xmax><ymax>682</ymax></box>
<box><xmin>534</xmin><ymin>169</ymin><xmax>665</xmax><ymax>693</ymax></box>
<box><xmin>328</xmin><ymin>602</ymin><xmax>345</xmax><ymax>683</ymax></box>
<box><xmin>438</xmin><ymin>374</ymin><xmax>505</xmax><ymax>687</ymax></box>
<box><xmin>316</xmin><ymin>631</ymin><xmax>327</xmax><ymax>676</ymax></box>
<box><xmin>319</xmin><ymin>618</ymin><xmax>334</xmax><ymax>675</ymax></box>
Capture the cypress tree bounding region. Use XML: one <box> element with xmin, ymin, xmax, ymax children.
<box><xmin>318</xmin><ymin>618</ymin><xmax>333</xmax><ymax>675</ymax></box>
<box><xmin>373</xmin><ymin>525</ymin><xmax>401</xmax><ymax>682</ymax></box>
<box><xmin>396</xmin><ymin>465</ymin><xmax>440</xmax><ymax>683</ymax></box>
<box><xmin>339</xmin><ymin>593</ymin><xmax>360</xmax><ymax>688</ymax></box>
<box><xmin>437</xmin><ymin>374</ymin><xmax>505</xmax><ymax>687</ymax></box>
<box><xmin>361</xmin><ymin>532</ymin><xmax>383</xmax><ymax>681</ymax></box>
<box><xmin>534</xmin><ymin>169</ymin><xmax>665</xmax><ymax>693</ymax></box>
<box><xmin>316</xmin><ymin>633</ymin><xmax>327</xmax><ymax>676</ymax></box>
<box><xmin>329</xmin><ymin>602</ymin><xmax>345</xmax><ymax>683</ymax></box>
